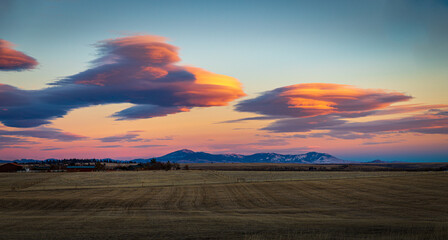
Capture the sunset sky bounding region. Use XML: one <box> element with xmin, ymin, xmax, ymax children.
<box><xmin>0</xmin><ymin>0</ymin><xmax>447</xmax><ymax>162</ymax></box>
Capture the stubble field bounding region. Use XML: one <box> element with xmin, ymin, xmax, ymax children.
<box><xmin>0</xmin><ymin>170</ymin><xmax>447</xmax><ymax>239</ymax></box>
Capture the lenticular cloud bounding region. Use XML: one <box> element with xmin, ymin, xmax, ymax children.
<box><xmin>0</xmin><ymin>39</ymin><xmax>38</xmax><ymax>71</ymax></box>
<box><xmin>0</xmin><ymin>35</ymin><xmax>246</xmax><ymax>127</ymax></box>
<box><xmin>236</xmin><ymin>83</ymin><xmax>412</xmax><ymax>118</ymax></box>
<box><xmin>233</xmin><ymin>83</ymin><xmax>448</xmax><ymax>138</ymax></box>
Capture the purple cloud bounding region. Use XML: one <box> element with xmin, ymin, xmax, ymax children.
<box><xmin>0</xmin><ymin>35</ymin><xmax>245</xmax><ymax>128</ymax></box>
<box><xmin>261</xmin><ymin>115</ymin><xmax>346</xmax><ymax>132</ymax></box>
<box><xmin>231</xmin><ymin>83</ymin><xmax>448</xmax><ymax>139</ymax></box>
<box><xmin>130</xmin><ymin>144</ymin><xmax>167</xmax><ymax>148</ymax></box>
<box><xmin>0</xmin><ymin>127</ymin><xmax>86</xmax><ymax>141</ymax></box>
<box><xmin>328</xmin><ymin>114</ymin><xmax>448</xmax><ymax>134</ymax></box>
<box><xmin>95</xmin><ymin>145</ymin><xmax>122</xmax><ymax>148</ymax></box>
<box><xmin>0</xmin><ymin>135</ymin><xmax>35</xmax><ymax>149</ymax></box>
<box><xmin>41</xmin><ymin>147</ymin><xmax>64</xmax><ymax>151</ymax></box>
<box><xmin>236</xmin><ymin>83</ymin><xmax>411</xmax><ymax>119</ymax></box>
<box><xmin>362</xmin><ymin>140</ymin><xmax>402</xmax><ymax>145</ymax></box>
<box><xmin>96</xmin><ymin>131</ymin><xmax>148</xmax><ymax>143</ymax></box>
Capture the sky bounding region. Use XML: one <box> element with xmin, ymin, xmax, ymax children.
<box><xmin>0</xmin><ymin>0</ymin><xmax>447</xmax><ymax>162</ymax></box>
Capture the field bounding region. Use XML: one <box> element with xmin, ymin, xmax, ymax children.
<box><xmin>0</xmin><ymin>170</ymin><xmax>447</xmax><ymax>239</ymax></box>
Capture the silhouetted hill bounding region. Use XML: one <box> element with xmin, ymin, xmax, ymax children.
<box><xmin>152</xmin><ymin>149</ymin><xmax>348</xmax><ymax>164</ymax></box>
<box><xmin>368</xmin><ymin>159</ymin><xmax>388</xmax><ymax>163</ymax></box>
<box><xmin>1</xmin><ymin>149</ymin><xmax>347</xmax><ymax>164</ymax></box>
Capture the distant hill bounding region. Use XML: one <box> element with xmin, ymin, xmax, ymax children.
<box><xmin>0</xmin><ymin>149</ymin><xmax>348</xmax><ymax>164</ymax></box>
<box><xmin>368</xmin><ymin>159</ymin><xmax>388</xmax><ymax>163</ymax></box>
<box><xmin>0</xmin><ymin>159</ymin><xmax>40</xmax><ymax>164</ymax></box>
<box><xmin>146</xmin><ymin>149</ymin><xmax>349</xmax><ymax>164</ymax></box>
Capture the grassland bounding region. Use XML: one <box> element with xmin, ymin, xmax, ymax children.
<box><xmin>0</xmin><ymin>170</ymin><xmax>447</xmax><ymax>239</ymax></box>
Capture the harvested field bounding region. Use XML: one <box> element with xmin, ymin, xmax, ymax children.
<box><xmin>0</xmin><ymin>171</ymin><xmax>447</xmax><ymax>239</ymax></box>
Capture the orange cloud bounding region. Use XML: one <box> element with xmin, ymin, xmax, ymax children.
<box><xmin>233</xmin><ymin>83</ymin><xmax>448</xmax><ymax>138</ymax></box>
<box><xmin>0</xmin><ymin>35</ymin><xmax>246</xmax><ymax>127</ymax></box>
<box><xmin>236</xmin><ymin>83</ymin><xmax>411</xmax><ymax>118</ymax></box>
<box><xmin>0</xmin><ymin>39</ymin><xmax>38</xmax><ymax>71</ymax></box>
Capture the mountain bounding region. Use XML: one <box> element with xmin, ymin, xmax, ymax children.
<box><xmin>156</xmin><ymin>149</ymin><xmax>244</xmax><ymax>163</ymax></box>
<box><xmin>0</xmin><ymin>159</ymin><xmax>41</xmax><ymax>164</ymax></box>
<box><xmin>0</xmin><ymin>150</ymin><xmax>347</xmax><ymax>164</ymax></box>
<box><xmin>368</xmin><ymin>159</ymin><xmax>387</xmax><ymax>163</ymax></box>
<box><xmin>152</xmin><ymin>149</ymin><xmax>347</xmax><ymax>164</ymax></box>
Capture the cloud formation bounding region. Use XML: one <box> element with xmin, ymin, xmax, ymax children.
<box><xmin>130</xmin><ymin>144</ymin><xmax>167</xmax><ymax>148</ymax></box>
<box><xmin>41</xmin><ymin>147</ymin><xmax>64</xmax><ymax>151</ymax></box>
<box><xmin>96</xmin><ymin>131</ymin><xmax>148</xmax><ymax>143</ymax></box>
<box><xmin>0</xmin><ymin>35</ymin><xmax>245</xmax><ymax>127</ymax></box>
<box><xmin>236</xmin><ymin>83</ymin><xmax>411</xmax><ymax>118</ymax></box>
<box><xmin>233</xmin><ymin>83</ymin><xmax>448</xmax><ymax>139</ymax></box>
<box><xmin>0</xmin><ymin>127</ymin><xmax>86</xmax><ymax>142</ymax></box>
<box><xmin>0</xmin><ymin>39</ymin><xmax>38</xmax><ymax>71</ymax></box>
<box><xmin>0</xmin><ymin>135</ymin><xmax>35</xmax><ymax>149</ymax></box>
<box><xmin>328</xmin><ymin>114</ymin><xmax>448</xmax><ymax>135</ymax></box>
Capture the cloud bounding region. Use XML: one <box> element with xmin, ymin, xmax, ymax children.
<box><xmin>0</xmin><ymin>39</ymin><xmax>38</xmax><ymax>71</ymax></box>
<box><xmin>156</xmin><ymin>136</ymin><xmax>174</xmax><ymax>141</ymax></box>
<box><xmin>362</xmin><ymin>140</ymin><xmax>402</xmax><ymax>145</ymax></box>
<box><xmin>0</xmin><ymin>135</ymin><xmax>35</xmax><ymax>149</ymax></box>
<box><xmin>236</xmin><ymin>83</ymin><xmax>411</xmax><ymax>119</ymax></box>
<box><xmin>329</xmin><ymin>114</ymin><xmax>448</xmax><ymax>134</ymax></box>
<box><xmin>232</xmin><ymin>83</ymin><xmax>448</xmax><ymax>138</ymax></box>
<box><xmin>372</xmin><ymin>104</ymin><xmax>448</xmax><ymax>116</ymax></box>
<box><xmin>95</xmin><ymin>145</ymin><xmax>122</xmax><ymax>148</ymax></box>
<box><xmin>251</xmin><ymin>138</ymin><xmax>290</xmax><ymax>146</ymax></box>
<box><xmin>130</xmin><ymin>144</ymin><xmax>167</xmax><ymax>148</ymax></box>
<box><xmin>262</xmin><ymin>115</ymin><xmax>346</xmax><ymax>132</ymax></box>
<box><xmin>266</xmin><ymin>113</ymin><xmax>448</xmax><ymax>139</ymax></box>
<box><xmin>113</xmin><ymin>105</ymin><xmax>190</xmax><ymax>120</ymax></box>
<box><xmin>41</xmin><ymin>147</ymin><xmax>64</xmax><ymax>151</ymax></box>
<box><xmin>96</xmin><ymin>131</ymin><xmax>148</xmax><ymax>143</ymax></box>
<box><xmin>0</xmin><ymin>127</ymin><xmax>86</xmax><ymax>141</ymax></box>
<box><xmin>0</xmin><ymin>35</ymin><xmax>245</xmax><ymax>128</ymax></box>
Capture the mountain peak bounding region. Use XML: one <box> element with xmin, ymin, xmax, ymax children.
<box><xmin>175</xmin><ymin>149</ymin><xmax>195</xmax><ymax>154</ymax></box>
<box><xmin>368</xmin><ymin>159</ymin><xmax>387</xmax><ymax>163</ymax></box>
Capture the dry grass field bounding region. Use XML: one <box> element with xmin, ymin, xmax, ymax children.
<box><xmin>0</xmin><ymin>170</ymin><xmax>447</xmax><ymax>239</ymax></box>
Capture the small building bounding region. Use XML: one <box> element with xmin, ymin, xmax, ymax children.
<box><xmin>66</xmin><ymin>165</ymin><xmax>96</xmax><ymax>172</ymax></box>
<box><xmin>0</xmin><ymin>163</ymin><xmax>24</xmax><ymax>172</ymax></box>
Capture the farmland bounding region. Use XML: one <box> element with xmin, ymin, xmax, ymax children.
<box><xmin>0</xmin><ymin>170</ymin><xmax>447</xmax><ymax>239</ymax></box>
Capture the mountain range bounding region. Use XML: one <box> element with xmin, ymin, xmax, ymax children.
<box><xmin>1</xmin><ymin>149</ymin><xmax>349</xmax><ymax>164</ymax></box>
<box><xmin>134</xmin><ymin>149</ymin><xmax>349</xmax><ymax>164</ymax></box>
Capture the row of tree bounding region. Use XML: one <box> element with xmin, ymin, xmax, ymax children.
<box><xmin>24</xmin><ymin>158</ymin><xmax>190</xmax><ymax>171</ymax></box>
<box><xmin>138</xmin><ymin>159</ymin><xmax>188</xmax><ymax>170</ymax></box>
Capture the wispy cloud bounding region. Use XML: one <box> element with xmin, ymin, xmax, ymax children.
<box><xmin>41</xmin><ymin>147</ymin><xmax>64</xmax><ymax>151</ymax></box>
<box><xmin>0</xmin><ymin>136</ymin><xmax>36</xmax><ymax>149</ymax></box>
<box><xmin>130</xmin><ymin>144</ymin><xmax>166</xmax><ymax>148</ymax></box>
<box><xmin>156</xmin><ymin>136</ymin><xmax>175</xmax><ymax>141</ymax></box>
<box><xmin>362</xmin><ymin>140</ymin><xmax>403</xmax><ymax>145</ymax></box>
<box><xmin>0</xmin><ymin>127</ymin><xmax>87</xmax><ymax>141</ymax></box>
<box><xmin>96</xmin><ymin>131</ymin><xmax>148</xmax><ymax>143</ymax></box>
<box><xmin>95</xmin><ymin>145</ymin><xmax>122</xmax><ymax>148</ymax></box>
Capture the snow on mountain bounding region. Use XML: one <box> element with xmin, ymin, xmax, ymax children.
<box><xmin>0</xmin><ymin>150</ymin><xmax>347</xmax><ymax>164</ymax></box>
<box><xmin>155</xmin><ymin>149</ymin><xmax>347</xmax><ymax>164</ymax></box>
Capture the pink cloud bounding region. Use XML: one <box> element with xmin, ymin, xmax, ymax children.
<box><xmin>0</xmin><ymin>39</ymin><xmax>38</xmax><ymax>71</ymax></box>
